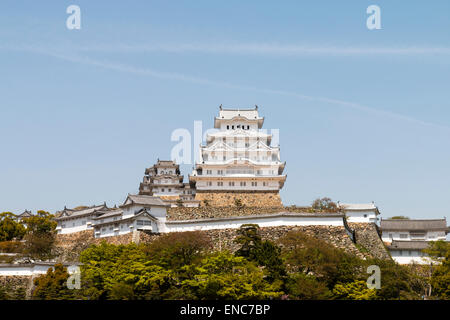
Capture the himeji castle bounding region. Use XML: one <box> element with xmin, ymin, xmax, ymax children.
<box><xmin>189</xmin><ymin>106</ymin><xmax>287</xmax><ymax>207</ymax></box>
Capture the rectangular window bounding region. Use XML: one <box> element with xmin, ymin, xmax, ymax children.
<box><xmin>137</xmin><ymin>220</ymin><xmax>144</xmax><ymax>226</ymax></box>
<box><xmin>144</xmin><ymin>221</ymin><xmax>152</xmax><ymax>226</ymax></box>
<box><xmin>229</xmin><ymin>182</ymin><xmax>235</xmax><ymax>187</ymax></box>
<box><xmin>399</xmin><ymin>234</ymin><xmax>408</xmax><ymax>239</ymax></box>
<box><xmin>240</xmin><ymin>182</ymin><xmax>246</xmax><ymax>186</ymax></box>
<box><xmin>207</xmin><ymin>182</ymin><xmax>212</xmax><ymax>186</ymax></box>
<box><xmin>218</xmin><ymin>182</ymin><xmax>223</xmax><ymax>186</ymax></box>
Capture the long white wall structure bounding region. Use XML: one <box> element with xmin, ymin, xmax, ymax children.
<box><xmin>0</xmin><ymin>263</ymin><xmax>80</xmax><ymax>276</ymax></box>
<box><xmin>162</xmin><ymin>213</ymin><xmax>345</xmax><ymax>233</ymax></box>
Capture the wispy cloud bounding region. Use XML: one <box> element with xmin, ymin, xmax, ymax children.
<box><xmin>2</xmin><ymin>44</ymin><xmax>449</xmax><ymax>131</ymax></box>
<box><xmin>62</xmin><ymin>43</ymin><xmax>450</xmax><ymax>56</ymax></box>
<box><xmin>3</xmin><ymin>42</ymin><xmax>450</xmax><ymax>57</ymax></box>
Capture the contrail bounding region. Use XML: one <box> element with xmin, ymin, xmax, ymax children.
<box><xmin>2</xmin><ymin>44</ymin><xmax>449</xmax><ymax>131</ymax></box>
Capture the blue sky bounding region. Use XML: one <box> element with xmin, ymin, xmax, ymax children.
<box><xmin>0</xmin><ymin>1</ymin><xmax>450</xmax><ymax>222</ymax></box>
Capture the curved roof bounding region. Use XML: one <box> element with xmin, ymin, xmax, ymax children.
<box><xmin>381</xmin><ymin>218</ymin><xmax>448</xmax><ymax>231</ymax></box>
<box><xmin>214</xmin><ymin>107</ymin><xmax>264</xmax><ymax>128</ymax></box>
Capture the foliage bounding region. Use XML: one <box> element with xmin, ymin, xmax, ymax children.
<box><xmin>0</xmin><ymin>212</ymin><xmax>26</xmax><ymax>241</ymax></box>
<box><xmin>427</xmin><ymin>242</ymin><xmax>450</xmax><ymax>299</ymax></box>
<box><xmin>22</xmin><ymin>210</ymin><xmax>57</xmax><ymax>235</ymax></box>
<box><xmin>285</xmin><ymin>273</ymin><xmax>331</xmax><ymax>300</ymax></box>
<box><xmin>423</xmin><ymin>240</ymin><xmax>450</xmax><ymax>262</ymax></box>
<box><xmin>143</xmin><ymin>231</ymin><xmax>211</xmax><ymax>270</ymax></box>
<box><xmin>23</xmin><ymin>232</ymin><xmax>56</xmax><ymax>260</ymax></box>
<box><xmin>279</xmin><ymin>231</ymin><xmax>363</xmax><ymax>288</ymax></box>
<box><xmin>80</xmin><ymin>242</ymin><xmax>173</xmax><ymax>300</ymax></box>
<box><xmin>21</xmin><ymin>210</ymin><xmax>57</xmax><ymax>260</ymax></box>
<box><xmin>0</xmin><ymin>284</ymin><xmax>26</xmax><ymax>300</ymax></box>
<box><xmin>32</xmin><ymin>264</ymin><xmax>75</xmax><ymax>300</ymax></box>
<box><xmin>234</xmin><ymin>224</ymin><xmax>286</xmax><ymax>282</ymax></box>
<box><xmin>368</xmin><ymin>258</ymin><xmax>422</xmax><ymax>300</ymax></box>
<box><xmin>311</xmin><ymin>198</ymin><xmax>338</xmax><ymax>212</ymax></box>
<box><xmin>182</xmin><ymin>251</ymin><xmax>283</xmax><ymax>300</ymax></box>
<box><xmin>0</xmin><ymin>240</ymin><xmax>24</xmax><ymax>253</ymax></box>
<box><xmin>332</xmin><ymin>280</ymin><xmax>377</xmax><ymax>300</ymax></box>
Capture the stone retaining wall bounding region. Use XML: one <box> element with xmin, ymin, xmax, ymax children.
<box><xmin>167</xmin><ymin>206</ymin><xmax>284</xmax><ymax>220</ymax></box>
<box><xmin>195</xmin><ymin>191</ymin><xmax>283</xmax><ymax>207</ymax></box>
<box><xmin>350</xmin><ymin>222</ymin><xmax>391</xmax><ymax>260</ymax></box>
<box><xmin>0</xmin><ymin>275</ymin><xmax>30</xmax><ymax>299</ymax></box>
<box><xmin>194</xmin><ymin>225</ymin><xmax>365</xmax><ymax>259</ymax></box>
<box><xmin>52</xmin><ymin>222</ymin><xmax>391</xmax><ymax>264</ymax></box>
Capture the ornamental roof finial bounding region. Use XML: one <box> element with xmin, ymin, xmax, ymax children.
<box><xmin>255</xmin><ymin>104</ymin><xmax>258</xmax><ymax>110</ymax></box>
<box><xmin>219</xmin><ymin>104</ymin><xmax>222</xmax><ymax>110</ymax></box>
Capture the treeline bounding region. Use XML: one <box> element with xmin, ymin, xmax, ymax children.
<box><xmin>0</xmin><ymin>211</ymin><xmax>57</xmax><ymax>262</ymax></box>
<box><xmin>29</xmin><ymin>225</ymin><xmax>449</xmax><ymax>300</ymax></box>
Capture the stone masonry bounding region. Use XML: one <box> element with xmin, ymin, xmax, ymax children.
<box><xmin>194</xmin><ymin>191</ymin><xmax>283</xmax><ymax>207</ymax></box>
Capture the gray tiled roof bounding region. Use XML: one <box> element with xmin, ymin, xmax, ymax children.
<box><xmin>380</xmin><ymin>219</ymin><xmax>448</xmax><ymax>231</ymax></box>
<box><xmin>388</xmin><ymin>240</ymin><xmax>437</xmax><ymax>250</ymax></box>
<box><xmin>123</xmin><ymin>194</ymin><xmax>167</xmax><ymax>207</ymax></box>
<box><xmin>92</xmin><ymin>209</ymin><xmax>123</xmax><ymax>220</ymax></box>
<box><xmin>54</xmin><ymin>204</ymin><xmax>107</xmax><ymax>220</ymax></box>
<box><xmin>17</xmin><ymin>210</ymin><xmax>33</xmax><ymax>218</ymax></box>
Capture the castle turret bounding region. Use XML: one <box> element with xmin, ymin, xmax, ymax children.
<box><xmin>189</xmin><ymin>106</ymin><xmax>286</xmax><ymax>207</ymax></box>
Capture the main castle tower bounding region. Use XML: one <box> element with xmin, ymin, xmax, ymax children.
<box><xmin>189</xmin><ymin>106</ymin><xmax>286</xmax><ymax>207</ymax></box>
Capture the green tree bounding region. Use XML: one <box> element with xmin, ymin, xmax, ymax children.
<box><xmin>143</xmin><ymin>231</ymin><xmax>211</xmax><ymax>270</ymax></box>
<box><xmin>23</xmin><ymin>210</ymin><xmax>57</xmax><ymax>235</ymax></box>
<box><xmin>80</xmin><ymin>242</ymin><xmax>174</xmax><ymax>300</ymax></box>
<box><xmin>0</xmin><ymin>212</ymin><xmax>26</xmax><ymax>241</ymax></box>
<box><xmin>279</xmin><ymin>231</ymin><xmax>364</xmax><ymax>288</ymax></box>
<box><xmin>311</xmin><ymin>198</ymin><xmax>338</xmax><ymax>212</ymax></box>
<box><xmin>182</xmin><ymin>251</ymin><xmax>283</xmax><ymax>300</ymax></box>
<box><xmin>424</xmin><ymin>241</ymin><xmax>450</xmax><ymax>299</ymax></box>
<box><xmin>22</xmin><ymin>210</ymin><xmax>57</xmax><ymax>260</ymax></box>
<box><xmin>235</xmin><ymin>224</ymin><xmax>286</xmax><ymax>282</ymax></box>
<box><xmin>332</xmin><ymin>280</ymin><xmax>377</xmax><ymax>300</ymax></box>
<box><xmin>368</xmin><ymin>258</ymin><xmax>422</xmax><ymax>300</ymax></box>
<box><xmin>286</xmin><ymin>273</ymin><xmax>331</xmax><ymax>300</ymax></box>
<box><xmin>32</xmin><ymin>264</ymin><xmax>75</xmax><ymax>300</ymax></box>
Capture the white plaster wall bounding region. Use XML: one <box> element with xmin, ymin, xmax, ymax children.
<box><xmin>57</xmin><ymin>220</ymin><xmax>90</xmax><ymax>234</ymax></box>
<box><xmin>164</xmin><ymin>216</ymin><xmax>343</xmax><ymax>233</ymax></box>
<box><xmin>390</xmin><ymin>252</ymin><xmax>433</xmax><ymax>265</ymax></box>
<box><xmin>345</xmin><ymin>211</ymin><xmax>378</xmax><ymax>223</ymax></box>
<box><xmin>0</xmin><ymin>264</ymin><xmax>78</xmax><ymax>276</ymax></box>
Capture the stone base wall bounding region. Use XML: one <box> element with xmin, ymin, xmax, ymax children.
<box><xmin>349</xmin><ymin>223</ymin><xmax>391</xmax><ymax>260</ymax></box>
<box><xmin>51</xmin><ymin>223</ymin><xmax>390</xmax><ymax>266</ymax></box>
<box><xmin>0</xmin><ymin>275</ymin><xmax>30</xmax><ymax>299</ymax></box>
<box><xmin>193</xmin><ymin>226</ymin><xmax>365</xmax><ymax>259</ymax></box>
<box><xmin>167</xmin><ymin>206</ymin><xmax>284</xmax><ymax>220</ymax></box>
<box><xmin>195</xmin><ymin>191</ymin><xmax>283</xmax><ymax>207</ymax></box>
